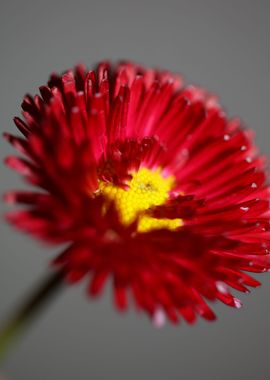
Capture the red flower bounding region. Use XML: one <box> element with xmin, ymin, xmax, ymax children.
<box><xmin>4</xmin><ymin>61</ymin><xmax>270</xmax><ymax>325</ymax></box>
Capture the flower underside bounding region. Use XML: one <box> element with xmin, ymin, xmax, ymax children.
<box><xmin>99</xmin><ymin>167</ymin><xmax>182</xmax><ymax>232</ymax></box>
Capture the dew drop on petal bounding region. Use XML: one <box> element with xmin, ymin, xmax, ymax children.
<box><xmin>240</xmin><ymin>206</ymin><xmax>249</xmax><ymax>212</ymax></box>
<box><xmin>233</xmin><ymin>298</ymin><xmax>243</xmax><ymax>309</ymax></box>
<box><xmin>216</xmin><ymin>281</ymin><xmax>228</xmax><ymax>294</ymax></box>
<box><xmin>152</xmin><ymin>308</ymin><xmax>166</xmax><ymax>328</ymax></box>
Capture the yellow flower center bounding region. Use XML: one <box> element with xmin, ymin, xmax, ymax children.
<box><xmin>99</xmin><ymin>167</ymin><xmax>182</xmax><ymax>232</ymax></box>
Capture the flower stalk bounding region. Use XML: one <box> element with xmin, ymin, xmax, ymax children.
<box><xmin>0</xmin><ymin>270</ymin><xmax>65</xmax><ymax>363</ymax></box>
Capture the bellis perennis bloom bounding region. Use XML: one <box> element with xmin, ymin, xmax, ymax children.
<box><xmin>4</xmin><ymin>61</ymin><xmax>270</xmax><ymax>326</ymax></box>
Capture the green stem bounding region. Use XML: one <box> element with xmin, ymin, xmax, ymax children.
<box><xmin>0</xmin><ymin>270</ymin><xmax>65</xmax><ymax>363</ymax></box>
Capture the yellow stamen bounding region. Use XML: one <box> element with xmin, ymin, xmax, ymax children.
<box><xmin>99</xmin><ymin>167</ymin><xmax>182</xmax><ymax>232</ymax></box>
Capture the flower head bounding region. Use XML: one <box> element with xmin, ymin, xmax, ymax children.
<box><xmin>4</xmin><ymin>61</ymin><xmax>270</xmax><ymax>325</ymax></box>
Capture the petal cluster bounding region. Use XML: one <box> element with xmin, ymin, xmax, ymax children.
<box><xmin>4</xmin><ymin>61</ymin><xmax>270</xmax><ymax>325</ymax></box>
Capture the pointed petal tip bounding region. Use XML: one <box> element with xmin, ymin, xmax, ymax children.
<box><xmin>3</xmin><ymin>191</ymin><xmax>16</xmax><ymax>204</ymax></box>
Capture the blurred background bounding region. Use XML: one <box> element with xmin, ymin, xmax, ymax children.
<box><xmin>0</xmin><ymin>0</ymin><xmax>270</xmax><ymax>379</ymax></box>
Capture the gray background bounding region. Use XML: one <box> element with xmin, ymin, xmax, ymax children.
<box><xmin>0</xmin><ymin>0</ymin><xmax>270</xmax><ymax>379</ymax></box>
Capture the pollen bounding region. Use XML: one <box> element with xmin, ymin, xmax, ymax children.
<box><xmin>99</xmin><ymin>167</ymin><xmax>182</xmax><ymax>232</ymax></box>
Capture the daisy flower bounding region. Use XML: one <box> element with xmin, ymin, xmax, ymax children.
<box><xmin>4</xmin><ymin>61</ymin><xmax>270</xmax><ymax>326</ymax></box>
